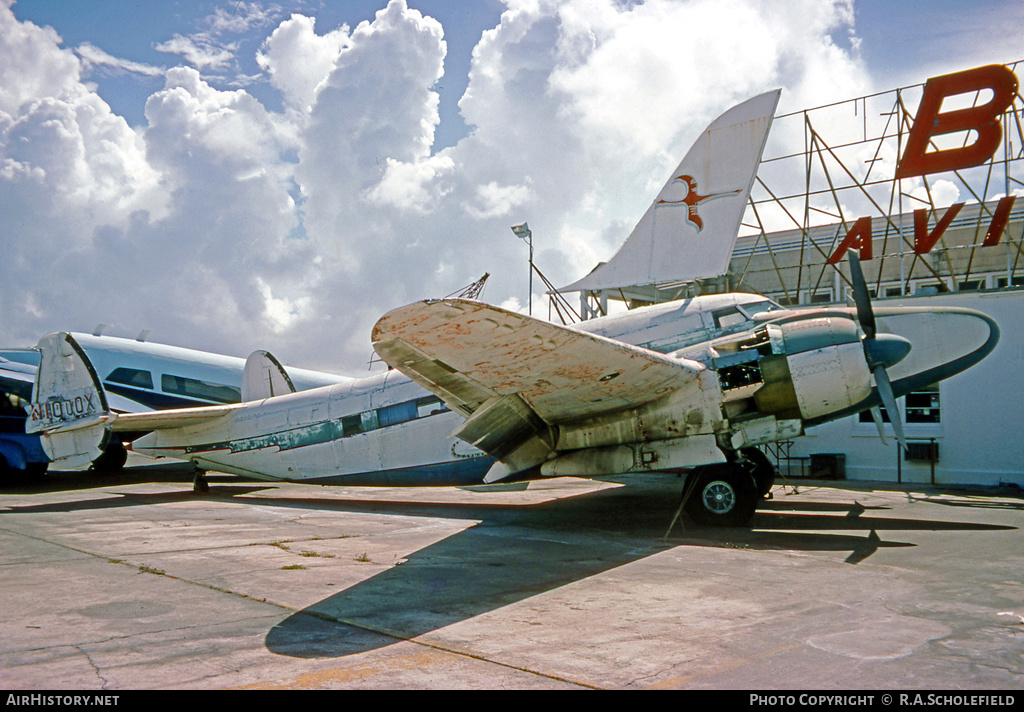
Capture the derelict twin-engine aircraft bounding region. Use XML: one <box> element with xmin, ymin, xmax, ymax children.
<box><xmin>26</xmin><ymin>90</ymin><xmax>1000</xmax><ymax>526</ymax></box>
<box><xmin>1</xmin><ymin>330</ymin><xmax>348</xmax><ymax>472</ymax></box>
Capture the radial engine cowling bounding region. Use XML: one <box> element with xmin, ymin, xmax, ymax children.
<box><xmin>719</xmin><ymin>317</ymin><xmax>910</xmax><ymax>422</ymax></box>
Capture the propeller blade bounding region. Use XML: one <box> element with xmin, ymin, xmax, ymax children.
<box><xmin>869</xmin><ymin>407</ymin><xmax>888</xmax><ymax>445</ymax></box>
<box><xmin>873</xmin><ymin>365</ymin><xmax>907</xmax><ymax>451</ymax></box>
<box><xmin>848</xmin><ymin>250</ymin><xmax>876</xmax><ymax>339</ymax></box>
<box><xmin>847</xmin><ymin>251</ymin><xmax>910</xmax><ymax>450</ymax></box>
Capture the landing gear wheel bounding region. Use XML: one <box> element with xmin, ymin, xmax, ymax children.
<box><xmin>91</xmin><ymin>442</ymin><xmax>128</xmax><ymax>473</ymax></box>
<box><xmin>193</xmin><ymin>470</ymin><xmax>209</xmax><ymax>494</ymax></box>
<box><xmin>684</xmin><ymin>463</ymin><xmax>758</xmax><ymax>527</ymax></box>
<box><xmin>742</xmin><ymin>447</ymin><xmax>777</xmax><ymax>499</ymax></box>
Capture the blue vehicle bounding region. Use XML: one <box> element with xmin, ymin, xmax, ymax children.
<box><xmin>0</xmin><ymin>396</ymin><xmax>48</xmax><ymax>480</ymax></box>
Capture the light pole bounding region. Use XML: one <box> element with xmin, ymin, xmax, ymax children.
<box><xmin>510</xmin><ymin>222</ymin><xmax>533</xmax><ymax>314</ymax></box>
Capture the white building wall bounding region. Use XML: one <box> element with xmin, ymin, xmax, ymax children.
<box><xmin>781</xmin><ymin>289</ymin><xmax>1024</xmax><ymax>488</ymax></box>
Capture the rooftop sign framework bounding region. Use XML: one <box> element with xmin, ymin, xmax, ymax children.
<box><xmin>740</xmin><ymin>60</ymin><xmax>1024</xmax><ymax>304</ymax></box>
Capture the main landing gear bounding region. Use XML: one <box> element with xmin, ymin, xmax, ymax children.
<box><xmin>193</xmin><ymin>469</ymin><xmax>210</xmax><ymax>494</ymax></box>
<box><xmin>681</xmin><ymin>448</ymin><xmax>776</xmax><ymax>527</ymax></box>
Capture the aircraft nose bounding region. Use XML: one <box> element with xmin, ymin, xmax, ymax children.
<box><xmin>863</xmin><ymin>333</ymin><xmax>912</xmax><ymax>370</ymax></box>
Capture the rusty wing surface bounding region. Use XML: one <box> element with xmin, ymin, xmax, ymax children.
<box><xmin>371</xmin><ymin>298</ymin><xmax>706</xmax><ymax>424</ymax></box>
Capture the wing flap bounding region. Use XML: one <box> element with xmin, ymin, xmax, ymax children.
<box><xmin>372</xmin><ymin>299</ymin><xmax>705</xmax><ymax>424</ymax></box>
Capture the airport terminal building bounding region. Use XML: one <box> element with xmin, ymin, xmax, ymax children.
<box><xmin>730</xmin><ymin>209</ymin><xmax>1024</xmax><ymax>487</ymax></box>
<box><xmin>567</xmin><ymin>61</ymin><xmax>1024</xmax><ymax>488</ymax></box>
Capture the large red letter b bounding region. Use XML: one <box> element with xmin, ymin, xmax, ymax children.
<box><xmin>896</xmin><ymin>65</ymin><xmax>1018</xmax><ymax>179</ymax></box>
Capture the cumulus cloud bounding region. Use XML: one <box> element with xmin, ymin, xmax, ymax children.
<box><xmin>0</xmin><ymin>0</ymin><xmax>870</xmax><ymax>373</ymax></box>
<box><xmin>256</xmin><ymin>14</ymin><xmax>351</xmax><ymax>110</ymax></box>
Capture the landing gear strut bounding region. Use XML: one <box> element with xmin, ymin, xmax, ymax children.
<box><xmin>741</xmin><ymin>447</ymin><xmax>777</xmax><ymax>499</ymax></box>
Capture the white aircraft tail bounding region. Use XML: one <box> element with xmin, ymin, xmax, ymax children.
<box><xmin>562</xmin><ymin>89</ymin><xmax>781</xmax><ymax>293</ymax></box>
<box><xmin>27</xmin><ymin>332</ymin><xmax>113</xmax><ymax>468</ymax></box>
<box><xmin>242</xmin><ymin>350</ymin><xmax>297</xmax><ymax>401</ymax></box>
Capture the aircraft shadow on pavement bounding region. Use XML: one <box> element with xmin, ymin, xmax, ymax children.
<box><xmin>3</xmin><ymin>468</ymin><xmax>1015</xmax><ymax>659</ymax></box>
<box><xmin>250</xmin><ymin>481</ymin><xmax>1015</xmax><ymax>660</ymax></box>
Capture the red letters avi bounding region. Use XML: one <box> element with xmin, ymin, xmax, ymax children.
<box><xmin>828</xmin><ymin>64</ymin><xmax>1019</xmax><ymax>264</ymax></box>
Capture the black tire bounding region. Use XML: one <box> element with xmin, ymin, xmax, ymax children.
<box><xmin>91</xmin><ymin>442</ymin><xmax>128</xmax><ymax>473</ymax></box>
<box><xmin>684</xmin><ymin>463</ymin><xmax>758</xmax><ymax>526</ymax></box>
<box><xmin>742</xmin><ymin>447</ymin><xmax>777</xmax><ymax>498</ymax></box>
<box><xmin>22</xmin><ymin>462</ymin><xmax>48</xmax><ymax>479</ymax></box>
<box><xmin>193</xmin><ymin>471</ymin><xmax>210</xmax><ymax>494</ymax></box>
<box><xmin>0</xmin><ymin>454</ymin><xmax>47</xmax><ymax>483</ymax></box>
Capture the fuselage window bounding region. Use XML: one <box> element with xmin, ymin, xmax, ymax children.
<box><xmin>161</xmin><ymin>374</ymin><xmax>241</xmax><ymax>404</ymax></box>
<box><xmin>338</xmin><ymin>396</ymin><xmax>450</xmax><ymax>437</ymax></box>
<box><xmin>378</xmin><ymin>401</ymin><xmax>417</xmax><ymax>427</ymax></box>
<box><xmin>341</xmin><ymin>413</ymin><xmax>363</xmax><ymax>437</ymax></box>
<box><xmin>106</xmin><ymin>367</ymin><xmax>154</xmax><ymax>390</ymax></box>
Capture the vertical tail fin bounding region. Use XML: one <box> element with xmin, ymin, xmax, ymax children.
<box><xmin>27</xmin><ymin>332</ymin><xmax>112</xmax><ymax>468</ymax></box>
<box><xmin>242</xmin><ymin>350</ymin><xmax>297</xmax><ymax>401</ymax></box>
<box><xmin>561</xmin><ymin>89</ymin><xmax>781</xmax><ymax>293</ymax></box>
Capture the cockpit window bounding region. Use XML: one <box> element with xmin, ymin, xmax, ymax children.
<box><xmin>712</xmin><ymin>307</ymin><xmax>747</xmax><ymax>329</ymax></box>
<box><xmin>712</xmin><ymin>299</ymin><xmax>785</xmax><ymax>329</ymax></box>
<box><xmin>738</xmin><ymin>299</ymin><xmax>784</xmax><ymax>318</ymax></box>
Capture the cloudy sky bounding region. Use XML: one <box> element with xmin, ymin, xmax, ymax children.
<box><xmin>2</xmin><ymin>0</ymin><xmax>1022</xmax><ymax>374</ymax></box>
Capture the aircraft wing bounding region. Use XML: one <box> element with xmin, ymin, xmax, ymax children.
<box><xmin>372</xmin><ymin>298</ymin><xmax>705</xmax><ymax>424</ymax></box>
<box><xmin>104</xmin><ymin>406</ymin><xmax>236</xmax><ymax>433</ymax></box>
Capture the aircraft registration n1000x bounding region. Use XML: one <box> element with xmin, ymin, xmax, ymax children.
<box><xmin>26</xmin><ymin>90</ymin><xmax>1000</xmax><ymax>526</ymax></box>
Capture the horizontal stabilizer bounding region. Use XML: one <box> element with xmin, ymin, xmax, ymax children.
<box><xmin>27</xmin><ymin>333</ymin><xmax>112</xmax><ymax>468</ymax></box>
<box><xmin>242</xmin><ymin>350</ymin><xmax>297</xmax><ymax>401</ymax></box>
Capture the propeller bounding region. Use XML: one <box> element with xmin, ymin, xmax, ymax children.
<box><xmin>848</xmin><ymin>251</ymin><xmax>912</xmax><ymax>450</ymax></box>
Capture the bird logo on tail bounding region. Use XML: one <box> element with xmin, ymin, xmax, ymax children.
<box><xmin>656</xmin><ymin>175</ymin><xmax>743</xmax><ymax>232</ymax></box>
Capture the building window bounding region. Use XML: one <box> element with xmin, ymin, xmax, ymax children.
<box><xmin>858</xmin><ymin>385</ymin><xmax>940</xmax><ymax>425</ymax></box>
<box><xmin>905</xmin><ymin>384</ymin><xmax>940</xmax><ymax>424</ymax></box>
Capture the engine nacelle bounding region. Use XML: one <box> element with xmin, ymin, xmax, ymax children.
<box><xmin>786</xmin><ymin>339</ymin><xmax>872</xmax><ymax>420</ymax></box>
<box><xmin>691</xmin><ymin>316</ymin><xmax>874</xmax><ymax>423</ymax></box>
